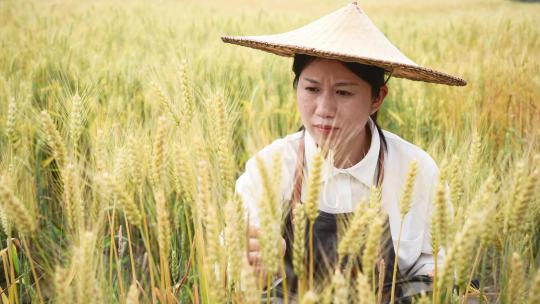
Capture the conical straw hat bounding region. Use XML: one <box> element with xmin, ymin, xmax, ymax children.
<box><xmin>222</xmin><ymin>2</ymin><xmax>466</xmax><ymax>86</ymax></box>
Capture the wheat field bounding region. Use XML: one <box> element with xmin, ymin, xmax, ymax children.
<box><xmin>0</xmin><ymin>0</ymin><xmax>539</xmax><ymax>303</ymax></box>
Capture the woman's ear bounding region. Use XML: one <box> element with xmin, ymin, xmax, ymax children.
<box><xmin>370</xmin><ymin>85</ymin><xmax>388</xmax><ymax>115</ymax></box>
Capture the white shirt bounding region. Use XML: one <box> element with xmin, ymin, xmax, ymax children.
<box><xmin>235</xmin><ymin>118</ymin><xmax>449</xmax><ymax>276</ymax></box>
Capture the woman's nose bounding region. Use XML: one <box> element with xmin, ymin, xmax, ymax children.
<box><xmin>315</xmin><ymin>91</ymin><xmax>337</xmax><ymax>118</ymax></box>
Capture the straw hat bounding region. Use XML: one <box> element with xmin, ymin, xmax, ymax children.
<box><xmin>222</xmin><ymin>2</ymin><xmax>466</xmax><ymax>86</ymax></box>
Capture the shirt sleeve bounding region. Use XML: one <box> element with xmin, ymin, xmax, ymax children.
<box><xmin>235</xmin><ymin>156</ymin><xmax>264</xmax><ymax>227</ymax></box>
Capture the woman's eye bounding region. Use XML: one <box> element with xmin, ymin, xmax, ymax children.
<box><xmin>305</xmin><ymin>87</ymin><xmax>319</xmax><ymax>93</ymax></box>
<box><xmin>336</xmin><ymin>90</ymin><xmax>352</xmax><ymax>96</ymax></box>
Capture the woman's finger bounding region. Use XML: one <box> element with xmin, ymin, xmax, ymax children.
<box><xmin>248</xmin><ymin>251</ymin><xmax>262</xmax><ymax>266</ymax></box>
<box><xmin>248</xmin><ymin>225</ymin><xmax>259</xmax><ymax>237</ymax></box>
<box><xmin>248</xmin><ymin>237</ymin><xmax>260</xmax><ymax>252</ymax></box>
<box><xmin>253</xmin><ymin>265</ymin><xmax>268</xmax><ymax>279</ymax></box>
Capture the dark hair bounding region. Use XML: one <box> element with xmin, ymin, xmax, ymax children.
<box><xmin>292</xmin><ymin>54</ymin><xmax>388</xmax><ymax>151</ymax></box>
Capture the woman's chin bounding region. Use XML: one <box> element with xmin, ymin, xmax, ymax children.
<box><xmin>314</xmin><ymin>134</ymin><xmax>340</xmax><ymax>150</ymax></box>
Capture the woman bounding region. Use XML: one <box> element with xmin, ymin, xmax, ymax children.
<box><xmin>222</xmin><ymin>2</ymin><xmax>465</xmax><ymax>302</ymax></box>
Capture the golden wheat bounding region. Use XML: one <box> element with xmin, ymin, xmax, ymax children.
<box><xmin>0</xmin><ymin>175</ymin><xmax>36</xmax><ymax>235</ymax></box>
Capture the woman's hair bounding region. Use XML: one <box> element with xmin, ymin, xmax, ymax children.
<box><xmin>292</xmin><ymin>54</ymin><xmax>388</xmax><ymax>151</ymax></box>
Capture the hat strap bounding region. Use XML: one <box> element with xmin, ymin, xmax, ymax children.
<box><xmin>384</xmin><ymin>68</ymin><xmax>394</xmax><ymax>85</ymax></box>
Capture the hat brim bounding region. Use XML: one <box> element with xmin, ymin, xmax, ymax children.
<box><xmin>222</xmin><ymin>36</ymin><xmax>467</xmax><ymax>86</ymax></box>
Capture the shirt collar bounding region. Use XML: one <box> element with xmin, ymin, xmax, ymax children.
<box><xmin>304</xmin><ymin>117</ymin><xmax>380</xmax><ymax>188</ymax></box>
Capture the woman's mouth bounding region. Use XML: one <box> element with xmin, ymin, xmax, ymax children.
<box><xmin>313</xmin><ymin>124</ymin><xmax>339</xmax><ymax>135</ymax></box>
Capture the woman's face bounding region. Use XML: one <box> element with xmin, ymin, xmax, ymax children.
<box><xmin>296</xmin><ymin>58</ymin><xmax>387</xmax><ymax>150</ymax></box>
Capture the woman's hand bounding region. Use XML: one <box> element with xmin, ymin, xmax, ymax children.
<box><xmin>247</xmin><ymin>225</ymin><xmax>287</xmax><ymax>282</ymax></box>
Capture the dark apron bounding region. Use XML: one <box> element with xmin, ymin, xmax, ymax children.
<box><xmin>261</xmin><ymin>130</ymin><xmax>432</xmax><ymax>303</ymax></box>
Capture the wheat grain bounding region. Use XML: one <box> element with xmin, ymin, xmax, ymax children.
<box><xmin>105</xmin><ymin>172</ymin><xmax>142</xmax><ymax>226</ymax></box>
<box><xmin>432</xmin><ymin>180</ymin><xmax>449</xmax><ymax>252</ymax></box>
<box><xmin>400</xmin><ymin>160</ymin><xmax>418</xmax><ymax>217</ymax></box>
<box><xmin>180</xmin><ymin>60</ymin><xmax>194</xmax><ymax>124</ymax></box>
<box><xmin>75</xmin><ymin>231</ymin><xmax>96</xmax><ymax>304</ymax></box>
<box><xmin>300</xmin><ymin>290</ymin><xmax>319</xmax><ymax>304</ymax></box>
<box><xmin>255</xmin><ymin>154</ymin><xmax>281</xmax><ymax>273</ymax></box>
<box><xmin>240</xmin><ymin>257</ymin><xmax>259</xmax><ymax>303</ymax></box>
<box><xmin>449</xmin><ymin>156</ymin><xmax>463</xmax><ymax>211</ymax></box>
<box><xmin>126</xmin><ymin>279</ymin><xmax>140</xmax><ymax>304</ymax></box>
<box><xmin>40</xmin><ymin>110</ymin><xmax>66</xmax><ymax>167</ymax></box>
<box><xmin>337</xmin><ymin>201</ymin><xmax>370</xmax><ymax>259</ymax></box>
<box><xmin>509</xmin><ymin>170</ymin><xmax>538</xmax><ymax>235</ymax></box>
<box><xmin>528</xmin><ymin>268</ymin><xmax>540</xmax><ymax>304</ymax></box>
<box><xmin>224</xmin><ymin>194</ymin><xmax>245</xmax><ymax>286</ymax></box>
<box><xmin>6</xmin><ymin>97</ymin><xmax>17</xmax><ymax>144</ymax></box>
<box><xmin>507</xmin><ymin>252</ymin><xmax>524</xmax><ymax>304</ymax></box>
<box><xmin>332</xmin><ymin>269</ymin><xmax>348</xmax><ymax>304</ymax></box>
<box><xmin>356</xmin><ymin>271</ymin><xmax>375</xmax><ymax>304</ymax></box>
<box><xmin>212</xmin><ymin>94</ymin><xmax>235</xmax><ymax>193</ymax></box>
<box><xmin>69</xmin><ymin>93</ymin><xmax>83</xmax><ymax>153</ymax></box>
<box><xmin>362</xmin><ymin>213</ymin><xmax>384</xmax><ymax>276</ymax></box>
<box><xmin>292</xmin><ymin>202</ymin><xmax>306</xmax><ymax>278</ymax></box>
<box><xmin>54</xmin><ymin>266</ymin><xmax>73</xmax><ymax>304</ymax></box>
<box><xmin>127</xmin><ymin>135</ymin><xmax>144</xmax><ymax>189</ymax></box>
<box><xmin>155</xmin><ymin>190</ymin><xmax>171</xmax><ymax>260</ymax></box>
<box><xmin>305</xmin><ymin>150</ymin><xmax>323</xmax><ymax>222</ymax></box>
<box><xmin>152</xmin><ymin>116</ymin><xmax>167</xmax><ymax>186</ymax></box>
<box><xmin>0</xmin><ymin>205</ymin><xmax>10</xmax><ymax>235</ymax></box>
<box><xmin>152</xmin><ymin>81</ymin><xmax>180</xmax><ymax>125</ymax></box>
<box><xmin>0</xmin><ymin>175</ymin><xmax>37</xmax><ymax>235</ymax></box>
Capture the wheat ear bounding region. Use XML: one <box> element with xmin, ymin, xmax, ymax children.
<box><xmin>0</xmin><ymin>175</ymin><xmax>37</xmax><ymax>235</ymax></box>
<box><xmin>40</xmin><ymin>110</ymin><xmax>66</xmax><ymax>167</ymax></box>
